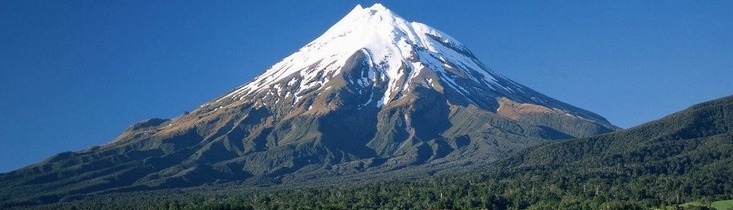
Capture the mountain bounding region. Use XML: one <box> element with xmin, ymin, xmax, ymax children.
<box><xmin>0</xmin><ymin>3</ymin><xmax>616</xmax><ymax>206</ymax></box>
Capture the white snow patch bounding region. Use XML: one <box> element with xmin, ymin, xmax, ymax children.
<box><xmin>212</xmin><ymin>3</ymin><xmax>549</xmax><ymax>112</ymax></box>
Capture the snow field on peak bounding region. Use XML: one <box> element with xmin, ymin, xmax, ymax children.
<box><xmin>220</xmin><ymin>4</ymin><xmax>516</xmax><ymax>108</ymax></box>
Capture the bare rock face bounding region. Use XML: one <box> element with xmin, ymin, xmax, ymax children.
<box><xmin>0</xmin><ymin>3</ymin><xmax>616</xmax><ymax>205</ymax></box>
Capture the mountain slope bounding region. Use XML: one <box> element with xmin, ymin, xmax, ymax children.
<box><xmin>248</xmin><ymin>95</ymin><xmax>731</xmax><ymax>210</ymax></box>
<box><xmin>501</xmin><ymin>95</ymin><xmax>733</xmax><ymax>171</ymax></box>
<box><xmin>118</xmin><ymin>95</ymin><xmax>730</xmax><ymax>210</ymax></box>
<box><xmin>478</xmin><ymin>95</ymin><xmax>733</xmax><ymax>208</ymax></box>
<box><xmin>5</xmin><ymin>97</ymin><xmax>730</xmax><ymax>209</ymax></box>
<box><xmin>0</xmin><ymin>3</ymin><xmax>616</xmax><ymax>207</ymax></box>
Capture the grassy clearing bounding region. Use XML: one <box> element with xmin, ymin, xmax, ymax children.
<box><xmin>675</xmin><ymin>200</ymin><xmax>733</xmax><ymax>210</ymax></box>
<box><xmin>680</xmin><ymin>201</ymin><xmax>703</xmax><ymax>208</ymax></box>
<box><xmin>712</xmin><ymin>200</ymin><xmax>733</xmax><ymax>210</ymax></box>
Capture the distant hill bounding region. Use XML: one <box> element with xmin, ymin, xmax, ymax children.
<box><xmin>481</xmin><ymin>95</ymin><xmax>733</xmax><ymax>208</ymax></box>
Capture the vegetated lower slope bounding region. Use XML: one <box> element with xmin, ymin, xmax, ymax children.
<box><xmin>221</xmin><ymin>95</ymin><xmax>730</xmax><ymax>210</ymax></box>
<box><xmin>230</xmin><ymin>95</ymin><xmax>730</xmax><ymax>210</ymax></box>
<box><xmin>7</xmin><ymin>96</ymin><xmax>731</xmax><ymax>210</ymax></box>
<box><xmin>480</xmin><ymin>95</ymin><xmax>733</xmax><ymax>208</ymax></box>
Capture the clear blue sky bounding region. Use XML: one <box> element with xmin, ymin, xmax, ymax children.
<box><xmin>1</xmin><ymin>1</ymin><xmax>731</xmax><ymax>173</ymax></box>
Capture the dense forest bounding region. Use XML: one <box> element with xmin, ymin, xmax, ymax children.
<box><xmin>21</xmin><ymin>161</ymin><xmax>732</xmax><ymax>210</ymax></box>
<box><xmin>4</xmin><ymin>97</ymin><xmax>732</xmax><ymax>209</ymax></box>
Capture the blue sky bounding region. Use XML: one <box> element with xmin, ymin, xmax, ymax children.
<box><xmin>1</xmin><ymin>1</ymin><xmax>731</xmax><ymax>172</ymax></box>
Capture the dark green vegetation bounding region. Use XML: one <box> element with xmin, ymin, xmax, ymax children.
<box><xmin>2</xmin><ymin>96</ymin><xmax>731</xmax><ymax>209</ymax></box>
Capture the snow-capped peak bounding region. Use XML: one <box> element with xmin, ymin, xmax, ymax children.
<box><xmin>220</xmin><ymin>4</ymin><xmax>525</xmax><ymax>108</ymax></box>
